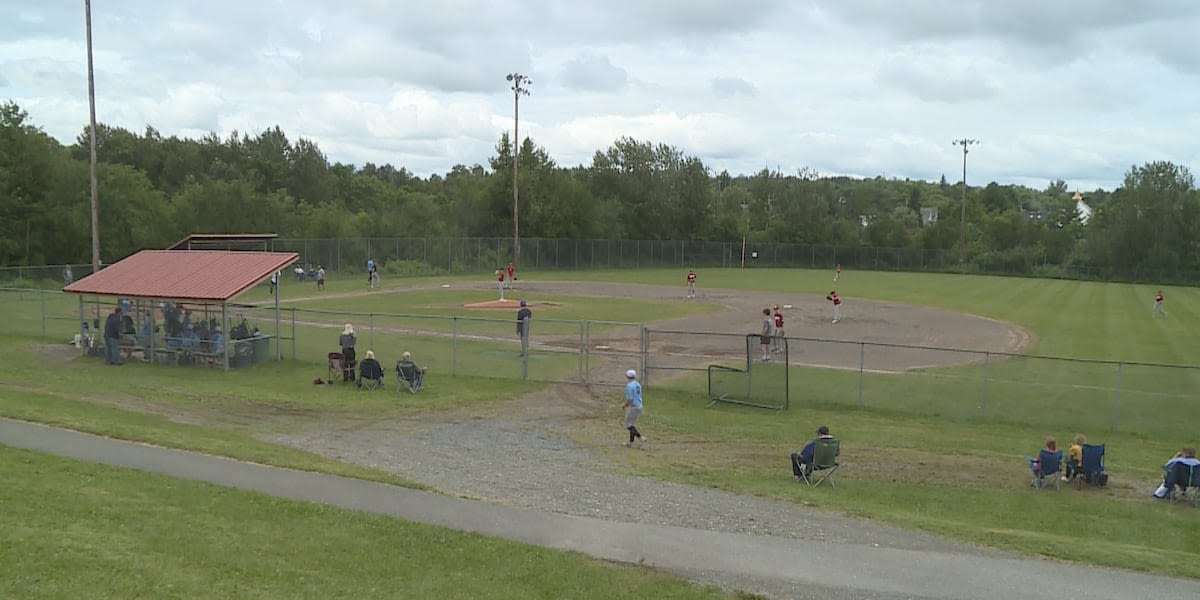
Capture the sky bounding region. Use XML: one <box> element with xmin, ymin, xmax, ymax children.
<box><xmin>2</xmin><ymin>1</ymin><xmax>1199</xmax><ymax>191</ymax></box>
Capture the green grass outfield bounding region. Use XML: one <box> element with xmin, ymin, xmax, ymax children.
<box><xmin>2</xmin><ymin>268</ymin><xmax>1199</xmax><ymax>580</ymax></box>
<box><xmin>0</xmin><ymin>447</ymin><xmax>736</xmax><ymax>600</ymax></box>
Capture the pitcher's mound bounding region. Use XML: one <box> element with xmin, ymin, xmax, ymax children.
<box><xmin>464</xmin><ymin>299</ymin><xmax>522</xmax><ymax>309</ymax></box>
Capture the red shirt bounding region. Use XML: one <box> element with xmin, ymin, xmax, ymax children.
<box><xmin>1156</xmin><ymin>293</ymin><xmax>1164</xmax><ymax>303</ymax></box>
<box><xmin>830</xmin><ymin>294</ymin><xmax>842</xmax><ymax>306</ymax></box>
<box><xmin>498</xmin><ymin>273</ymin><xmax>505</xmax><ymax>282</ymax></box>
<box><xmin>773</xmin><ymin>312</ymin><xmax>783</xmax><ymax>328</ymax></box>
<box><xmin>507</xmin><ymin>265</ymin><xmax>515</xmax><ymax>277</ymax></box>
<box><xmin>687</xmin><ymin>272</ymin><xmax>696</xmax><ymax>283</ymax></box>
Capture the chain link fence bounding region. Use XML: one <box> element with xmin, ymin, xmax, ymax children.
<box><xmin>4</xmin><ymin>287</ymin><xmax>1198</xmax><ymax>437</ymax></box>
<box><xmin>644</xmin><ymin>329</ymin><xmax>1200</xmax><ymax>439</ymax></box>
<box><xmin>7</xmin><ymin>237</ymin><xmax>1200</xmax><ymax>284</ymax></box>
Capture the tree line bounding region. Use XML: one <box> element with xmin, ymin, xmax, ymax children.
<box><xmin>1</xmin><ymin>100</ymin><xmax>1197</xmax><ymax>279</ymax></box>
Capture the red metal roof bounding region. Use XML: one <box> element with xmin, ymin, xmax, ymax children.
<box><xmin>63</xmin><ymin>250</ymin><xmax>298</xmax><ymax>302</ymax></box>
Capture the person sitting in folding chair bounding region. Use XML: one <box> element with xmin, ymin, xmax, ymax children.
<box><xmin>356</xmin><ymin>351</ymin><xmax>384</xmax><ymax>391</ymax></box>
<box><xmin>395</xmin><ymin>351</ymin><xmax>426</xmax><ymax>393</ymax></box>
<box><xmin>791</xmin><ymin>425</ymin><xmax>840</xmax><ymax>486</ymax></box>
<box><xmin>1026</xmin><ymin>437</ymin><xmax>1064</xmax><ymax>490</ymax></box>
<box><xmin>1152</xmin><ymin>446</ymin><xmax>1200</xmax><ymax>501</ymax></box>
<box><xmin>1074</xmin><ymin>442</ymin><xmax>1108</xmax><ymax>488</ymax></box>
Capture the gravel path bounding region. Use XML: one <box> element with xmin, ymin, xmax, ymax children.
<box><xmin>265</xmin><ymin>413</ymin><xmax>983</xmax><ymax>554</ymax></box>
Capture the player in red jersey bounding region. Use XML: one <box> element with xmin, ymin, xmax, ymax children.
<box><xmin>826</xmin><ymin>291</ymin><xmax>842</xmax><ymax>324</ymax></box>
<box><xmin>772</xmin><ymin>305</ymin><xmax>785</xmax><ymax>353</ymax></box>
<box><xmin>496</xmin><ymin>269</ymin><xmax>506</xmax><ymax>300</ymax></box>
<box><xmin>686</xmin><ymin>269</ymin><xmax>697</xmax><ymax>298</ymax></box>
<box><xmin>1153</xmin><ymin>290</ymin><xmax>1167</xmax><ymax>319</ymax></box>
<box><xmin>506</xmin><ymin>262</ymin><xmax>516</xmax><ymax>290</ymax></box>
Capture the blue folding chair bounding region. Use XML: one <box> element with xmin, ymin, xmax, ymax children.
<box><xmin>1167</xmin><ymin>462</ymin><xmax>1200</xmax><ymax>507</ymax></box>
<box><xmin>1027</xmin><ymin>449</ymin><xmax>1063</xmax><ymax>490</ymax></box>
<box><xmin>1074</xmin><ymin>443</ymin><xmax>1107</xmax><ymax>489</ymax></box>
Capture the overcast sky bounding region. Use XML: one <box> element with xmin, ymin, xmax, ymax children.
<box><xmin>2</xmin><ymin>1</ymin><xmax>1199</xmax><ymax>191</ymax></box>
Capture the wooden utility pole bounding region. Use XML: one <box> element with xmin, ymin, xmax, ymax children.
<box><xmin>85</xmin><ymin>0</ymin><xmax>101</xmax><ymax>270</ymax></box>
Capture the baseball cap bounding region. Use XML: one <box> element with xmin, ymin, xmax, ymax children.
<box><xmin>625</xmin><ymin>369</ymin><xmax>637</xmax><ymax>379</ymax></box>
<box><xmin>817</xmin><ymin>425</ymin><xmax>829</xmax><ymax>435</ymax></box>
<box><xmin>519</xmin><ymin>299</ymin><xmax>527</xmax><ymax>306</ymax></box>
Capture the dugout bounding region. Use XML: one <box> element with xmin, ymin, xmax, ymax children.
<box><xmin>63</xmin><ymin>250</ymin><xmax>298</xmax><ymax>371</ymax></box>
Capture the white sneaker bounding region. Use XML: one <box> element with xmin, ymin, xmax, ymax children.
<box><xmin>639</xmin><ymin>436</ymin><xmax>648</xmax><ymax>443</ymax></box>
<box><xmin>832</xmin><ymin>319</ymin><xmax>840</xmax><ymax>324</ymax></box>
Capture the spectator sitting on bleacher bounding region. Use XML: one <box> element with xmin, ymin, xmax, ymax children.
<box><xmin>231</xmin><ymin>319</ymin><xmax>250</xmax><ymax>340</ymax></box>
<box><xmin>210</xmin><ymin>327</ymin><xmax>226</xmax><ymax>355</ymax></box>
<box><xmin>182</xmin><ymin>323</ymin><xmax>201</xmax><ymax>350</ymax></box>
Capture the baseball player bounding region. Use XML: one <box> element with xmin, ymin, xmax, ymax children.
<box><xmin>772</xmin><ymin>305</ymin><xmax>785</xmax><ymax>353</ymax></box>
<box><xmin>827</xmin><ymin>291</ymin><xmax>842</xmax><ymax>324</ymax></box>
<box><xmin>1153</xmin><ymin>290</ymin><xmax>1167</xmax><ymax>319</ymax></box>
<box><xmin>686</xmin><ymin>268</ymin><xmax>697</xmax><ymax>299</ymax></box>
<box><xmin>834</xmin><ymin>263</ymin><xmax>841</xmax><ymax>282</ymax></box>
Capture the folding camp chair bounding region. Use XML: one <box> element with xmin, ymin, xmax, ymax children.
<box><xmin>1027</xmin><ymin>450</ymin><xmax>1063</xmax><ymax>490</ymax></box>
<box><xmin>799</xmin><ymin>437</ymin><xmax>840</xmax><ymax>487</ymax></box>
<box><xmin>1073</xmin><ymin>443</ymin><xmax>1107</xmax><ymax>489</ymax></box>
<box><xmin>395</xmin><ymin>363</ymin><xmax>424</xmax><ymax>393</ymax></box>
<box><xmin>357</xmin><ymin>376</ymin><xmax>382</xmax><ymax>391</ymax></box>
<box><xmin>1167</xmin><ymin>462</ymin><xmax>1200</xmax><ymax>507</ymax></box>
<box><xmin>327</xmin><ymin>352</ymin><xmax>345</xmax><ymax>383</ymax></box>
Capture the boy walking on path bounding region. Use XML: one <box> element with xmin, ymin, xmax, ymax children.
<box><xmin>686</xmin><ymin>269</ymin><xmax>697</xmax><ymax>299</ymax></box>
<box><xmin>1153</xmin><ymin>290</ymin><xmax>1167</xmax><ymax>318</ymax></box>
<box><xmin>827</xmin><ymin>291</ymin><xmax>842</xmax><ymax>324</ymax></box>
<box><xmin>622</xmin><ymin>369</ymin><xmax>646</xmax><ymax>446</ymax></box>
<box><xmin>316</xmin><ymin>265</ymin><xmax>326</xmax><ymax>291</ymax></box>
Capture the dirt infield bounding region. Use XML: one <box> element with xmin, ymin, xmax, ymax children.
<box><xmin>496</xmin><ymin>280</ymin><xmax>1029</xmax><ymax>373</ymax></box>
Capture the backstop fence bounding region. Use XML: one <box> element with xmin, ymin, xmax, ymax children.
<box><xmin>3</xmin><ymin>286</ymin><xmax>1198</xmax><ymax>439</ymax></box>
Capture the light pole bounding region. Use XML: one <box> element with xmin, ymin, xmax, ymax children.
<box><xmin>953</xmin><ymin>138</ymin><xmax>978</xmax><ymax>265</ymax></box>
<box><xmin>506</xmin><ymin>73</ymin><xmax>531</xmax><ymax>267</ymax></box>
<box><xmin>85</xmin><ymin>0</ymin><xmax>100</xmax><ymax>270</ymax></box>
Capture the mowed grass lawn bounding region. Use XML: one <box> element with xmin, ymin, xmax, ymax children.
<box><xmin>3</xmin><ymin>268</ymin><xmax>1200</xmax><ymax>581</ymax></box>
<box><xmin>0</xmin><ymin>447</ymin><xmax>735</xmax><ymax>600</ymax></box>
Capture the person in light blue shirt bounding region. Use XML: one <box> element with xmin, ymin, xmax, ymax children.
<box><xmin>622</xmin><ymin>369</ymin><xmax>646</xmax><ymax>447</ymax></box>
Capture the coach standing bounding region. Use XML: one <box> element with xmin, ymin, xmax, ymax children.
<box><xmin>516</xmin><ymin>299</ymin><xmax>532</xmax><ymax>356</ymax></box>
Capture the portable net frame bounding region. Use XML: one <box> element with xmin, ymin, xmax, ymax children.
<box><xmin>707</xmin><ymin>334</ymin><xmax>789</xmax><ymax>410</ymax></box>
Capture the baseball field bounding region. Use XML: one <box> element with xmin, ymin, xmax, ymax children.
<box><xmin>1</xmin><ymin>267</ymin><xmax>1198</xmax><ymax>597</ymax></box>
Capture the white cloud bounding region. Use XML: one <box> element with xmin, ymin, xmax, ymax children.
<box><xmin>0</xmin><ymin>0</ymin><xmax>1197</xmax><ymax>191</ymax></box>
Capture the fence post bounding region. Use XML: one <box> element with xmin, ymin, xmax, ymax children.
<box><xmin>578</xmin><ymin>320</ymin><xmax>584</xmax><ymax>383</ymax></box>
<box><xmin>521</xmin><ymin>317</ymin><xmax>530</xmax><ymax>380</ymax></box>
<box><xmin>291</xmin><ymin>307</ymin><xmax>296</xmax><ymax>360</ymax></box>
<box><xmin>1111</xmin><ymin>361</ymin><xmax>1123</xmax><ymax>432</ymax></box>
<box><xmin>857</xmin><ymin>342</ymin><xmax>865</xmax><ymax>407</ymax></box>
<box><xmin>451</xmin><ymin>317</ymin><xmax>458</xmax><ymax>376</ymax></box>
<box><xmin>981</xmin><ymin>352</ymin><xmax>990</xmax><ymax>417</ymax></box>
<box><xmin>584</xmin><ymin>320</ymin><xmax>591</xmax><ymax>383</ymax></box>
<box><xmin>369</xmin><ymin>313</ymin><xmax>374</xmax><ymax>351</ymax></box>
<box><xmin>641</xmin><ymin>327</ymin><xmax>649</xmax><ymax>387</ymax></box>
<box><xmin>40</xmin><ymin>290</ymin><xmax>46</xmax><ymax>338</ymax></box>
